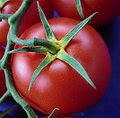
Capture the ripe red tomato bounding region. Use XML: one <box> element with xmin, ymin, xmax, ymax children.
<box><xmin>52</xmin><ymin>0</ymin><xmax>120</xmax><ymax>27</ymax></box>
<box><xmin>0</xmin><ymin>20</ymin><xmax>9</xmax><ymax>45</ymax></box>
<box><xmin>11</xmin><ymin>18</ymin><xmax>112</xmax><ymax>114</ymax></box>
<box><xmin>0</xmin><ymin>47</ymin><xmax>6</xmax><ymax>96</ymax></box>
<box><xmin>0</xmin><ymin>0</ymin><xmax>54</xmax><ymax>45</ymax></box>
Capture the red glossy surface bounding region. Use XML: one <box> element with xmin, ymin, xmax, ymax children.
<box><xmin>52</xmin><ymin>0</ymin><xmax>120</xmax><ymax>27</ymax></box>
<box><xmin>0</xmin><ymin>0</ymin><xmax>54</xmax><ymax>45</ymax></box>
<box><xmin>11</xmin><ymin>18</ymin><xmax>111</xmax><ymax>114</ymax></box>
<box><xmin>0</xmin><ymin>47</ymin><xmax>6</xmax><ymax>96</ymax></box>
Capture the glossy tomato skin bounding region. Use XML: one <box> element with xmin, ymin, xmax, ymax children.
<box><xmin>18</xmin><ymin>0</ymin><xmax>54</xmax><ymax>35</ymax></box>
<box><xmin>0</xmin><ymin>0</ymin><xmax>53</xmax><ymax>45</ymax></box>
<box><xmin>0</xmin><ymin>20</ymin><xmax>9</xmax><ymax>45</ymax></box>
<box><xmin>11</xmin><ymin>18</ymin><xmax>112</xmax><ymax>114</ymax></box>
<box><xmin>0</xmin><ymin>47</ymin><xmax>6</xmax><ymax>96</ymax></box>
<box><xmin>52</xmin><ymin>0</ymin><xmax>120</xmax><ymax>27</ymax></box>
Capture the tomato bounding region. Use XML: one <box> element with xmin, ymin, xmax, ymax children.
<box><xmin>0</xmin><ymin>20</ymin><xmax>9</xmax><ymax>45</ymax></box>
<box><xmin>0</xmin><ymin>0</ymin><xmax>54</xmax><ymax>45</ymax></box>
<box><xmin>0</xmin><ymin>47</ymin><xmax>6</xmax><ymax>96</ymax></box>
<box><xmin>11</xmin><ymin>18</ymin><xmax>112</xmax><ymax>115</ymax></box>
<box><xmin>52</xmin><ymin>0</ymin><xmax>120</xmax><ymax>27</ymax></box>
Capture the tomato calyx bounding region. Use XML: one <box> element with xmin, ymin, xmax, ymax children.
<box><xmin>27</xmin><ymin>1</ymin><xmax>96</xmax><ymax>91</ymax></box>
<box><xmin>9</xmin><ymin>1</ymin><xmax>97</xmax><ymax>92</ymax></box>
<box><xmin>0</xmin><ymin>0</ymin><xmax>9</xmax><ymax>9</ymax></box>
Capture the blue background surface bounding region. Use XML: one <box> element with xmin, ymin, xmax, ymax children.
<box><xmin>0</xmin><ymin>12</ymin><xmax>120</xmax><ymax>118</ymax></box>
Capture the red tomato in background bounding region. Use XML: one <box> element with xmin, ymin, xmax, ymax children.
<box><xmin>11</xmin><ymin>18</ymin><xmax>112</xmax><ymax>115</ymax></box>
<box><xmin>0</xmin><ymin>47</ymin><xmax>6</xmax><ymax>96</ymax></box>
<box><xmin>52</xmin><ymin>0</ymin><xmax>120</xmax><ymax>27</ymax></box>
<box><xmin>0</xmin><ymin>20</ymin><xmax>9</xmax><ymax>45</ymax></box>
<box><xmin>0</xmin><ymin>0</ymin><xmax>54</xmax><ymax>45</ymax></box>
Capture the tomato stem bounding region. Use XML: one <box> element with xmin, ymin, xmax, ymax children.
<box><xmin>8</xmin><ymin>0</ymin><xmax>33</xmax><ymax>33</ymax></box>
<box><xmin>8</xmin><ymin>46</ymin><xmax>48</xmax><ymax>54</ymax></box>
<box><xmin>0</xmin><ymin>14</ymin><xmax>11</xmax><ymax>20</ymax></box>
<box><xmin>10</xmin><ymin>35</ymin><xmax>60</xmax><ymax>55</ymax></box>
<box><xmin>0</xmin><ymin>0</ymin><xmax>38</xmax><ymax>118</ymax></box>
<box><xmin>4</xmin><ymin>68</ymin><xmax>37</xmax><ymax>118</ymax></box>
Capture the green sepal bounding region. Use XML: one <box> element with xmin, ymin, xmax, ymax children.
<box><xmin>8</xmin><ymin>46</ymin><xmax>48</xmax><ymax>54</ymax></box>
<box><xmin>28</xmin><ymin>53</ymin><xmax>56</xmax><ymax>92</ymax></box>
<box><xmin>37</xmin><ymin>1</ymin><xmax>56</xmax><ymax>41</ymax></box>
<box><xmin>0</xmin><ymin>105</ymin><xmax>16</xmax><ymax>118</ymax></box>
<box><xmin>75</xmin><ymin>0</ymin><xmax>84</xmax><ymax>19</ymax></box>
<box><xmin>60</xmin><ymin>12</ymin><xmax>97</xmax><ymax>48</ymax></box>
<box><xmin>0</xmin><ymin>0</ymin><xmax>9</xmax><ymax>9</ymax></box>
<box><xmin>57</xmin><ymin>50</ymin><xmax>96</xmax><ymax>89</ymax></box>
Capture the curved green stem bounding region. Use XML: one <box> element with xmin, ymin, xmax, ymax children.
<box><xmin>0</xmin><ymin>40</ymin><xmax>14</xmax><ymax>69</ymax></box>
<box><xmin>0</xmin><ymin>14</ymin><xmax>11</xmax><ymax>20</ymax></box>
<box><xmin>4</xmin><ymin>68</ymin><xmax>37</xmax><ymax>118</ymax></box>
<box><xmin>0</xmin><ymin>0</ymin><xmax>38</xmax><ymax>118</ymax></box>
<box><xmin>8</xmin><ymin>0</ymin><xmax>32</xmax><ymax>26</ymax></box>
<box><xmin>8</xmin><ymin>46</ymin><xmax>48</xmax><ymax>54</ymax></box>
<box><xmin>1</xmin><ymin>0</ymin><xmax>34</xmax><ymax>69</ymax></box>
<box><xmin>9</xmin><ymin>33</ymin><xmax>60</xmax><ymax>54</ymax></box>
